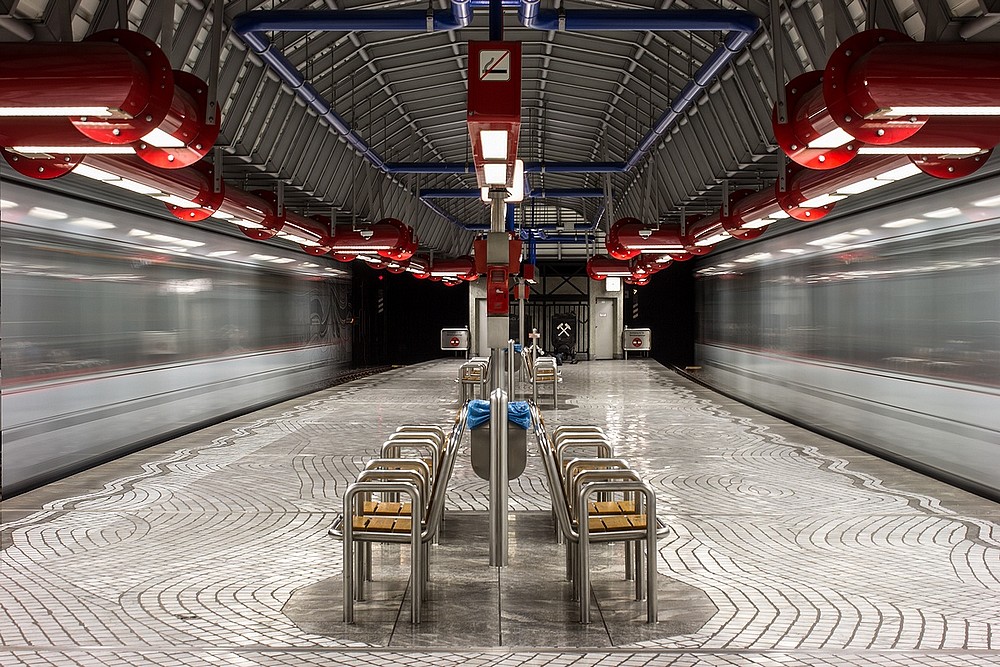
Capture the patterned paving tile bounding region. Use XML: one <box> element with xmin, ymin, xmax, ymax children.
<box><xmin>1</xmin><ymin>360</ymin><xmax>998</xmax><ymax>667</ymax></box>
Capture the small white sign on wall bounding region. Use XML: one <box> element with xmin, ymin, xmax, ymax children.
<box><xmin>606</xmin><ymin>277</ymin><xmax>622</xmax><ymax>292</ymax></box>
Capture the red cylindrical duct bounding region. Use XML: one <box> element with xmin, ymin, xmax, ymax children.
<box><xmin>721</xmin><ymin>188</ymin><xmax>773</xmax><ymax>241</ymax></box>
<box><xmin>83</xmin><ymin>154</ymin><xmax>224</xmax><ymax>221</ymax></box>
<box><xmin>374</xmin><ymin>218</ymin><xmax>417</xmax><ymax>261</ymax></box>
<box><xmin>70</xmin><ymin>31</ymin><xmax>174</xmax><ymax>145</ymax></box>
<box><xmin>608</xmin><ymin>218</ymin><xmax>686</xmax><ymax>253</ymax></box>
<box><xmin>779</xmin><ymin>155</ymin><xmax>909</xmax><ymax>221</ymax></box>
<box><xmin>824</xmin><ymin>30</ymin><xmax>1000</xmax><ymax>144</ymax></box>
<box><xmin>216</xmin><ymin>188</ymin><xmax>284</xmax><ymax>240</ymax></box>
<box><xmin>134</xmin><ymin>71</ymin><xmax>220</xmax><ymax>169</ymax></box>
<box><xmin>329</xmin><ymin>219</ymin><xmax>409</xmax><ymax>254</ymax></box>
<box><xmin>0</xmin><ymin>118</ymin><xmax>94</xmax><ymax>178</ymax></box>
<box><xmin>428</xmin><ymin>257</ymin><xmax>477</xmax><ymax>280</ymax></box>
<box><xmin>586</xmin><ymin>255</ymin><xmax>633</xmax><ymax>280</ymax></box>
<box><xmin>0</xmin><ymin>32</ymin><xmax>165</xmax><ymax>122</ymax></box>
<box><xmin>284</xmin><ymin>211</ymin><xmax>333</xmax><ymax>255</ymax></box>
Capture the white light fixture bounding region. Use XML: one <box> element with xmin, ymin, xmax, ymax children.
<box><xmin>876</xmin><ymin>163</ymin><xmax>922</xmax><ymax>181</ymax></box>
<box><xmin>73</xmin><ymin>164</ymin><xmax>121</xmax><ymax>181</ymax></box>
<box><xmin>858</xmin><ymin>146</ymin><xmax>983</xmax><ymax>156</ymax></box>
<box><xmin>480</xmin><ymin>130</ymin><xmax>509</xmax><ymax>160</ymax></box>
<box><xmin>0</xmin><ymin>199</ymin><xmax>16</xmax><ymax>209</ymax></box>
<box><xmin>924</xmin><ymin>207</ymin><xmax>962</xmax><ymax>218</ymax></box>
<box><xmin>606</xmin><ymin>276</ymin><xmax>622</xmax><ymax>291</ymax></box>
<box><xmin>837</xmin><ymin>177</ymin><xmax>889</xmax><ymax>195</ymax></box>
<box><xmin>694</xmin><ymin>232</ymin><xmax>731</xmax><ymax>247</ymax></box>
<box><xmin>11</xmin><ymin>145</ymin><xmax>135</xmax><ymax>155</ymax></box>
<box><xmin>768</xmin><ymin>210</ymin><xmax>791</xmax><ymax>220</ymax></box>
<box><xmin>480</xmin><ymin>159</ymin><xmax>524</xmax><ymax>203</ymax></box>
<box><xmin>70</xmin><ymin>217</ymin><xmax>115</xmax><ymax>230</ymax></box>
<box><xmin>781</xmin><ymin>248</ymin><xmax>806</xmax><ymax>255</ymax></box>
<box><xmin>207</xmin><ymin>250</ymin><xmax>238</xmax><ymax>257</ymax></box>
<box><xmin>250</xmin><ymin>254</ymin><xmax>278</xmax><ymax>261</ymax></box>
<box><xmin>883</xmin><ymin>106</ymin><xmax>1000</xmax><ymax>116</ymax></box>
<box><xmin>113</xmin><ymin>179</ymin><xmax>161</xmax><ymax>195</ymax></box>
<box><xmin>28</xmin><ymin>206</ymin><xmax>68</xmax><ymax>220</ymax></box>
<box><xmin>806</xmin><ymin>127</ymin><xmax>855</xmax><ymax>149</ymax></box>
<box><xmin>742</xmin><ymin>218</ymin><xmax>772</xmax><ymax>229</ymax></box>
<box><xmin>128</xmin><ymin>229</ymin><xmax>150</xmax><ymax>237</ymax></box>
<box><xmin>140</xmin><ymin>128</ymin><xmax>186</xmax><ymax>148</ymax></box>
<box><xmin>154</xmin><ymin>194</ymin><xmax>201</xmax><ymax>208</ymax></box>
<box><xmin>0</xmin><ymin>106</ymin><xmax>114</xmax><ymax>117</ymax></box>
<box><xmin>270</xmin><ymin>257</ymin><xmax>296</xmax><ymax>264</ymax></box>
<box><xmin>881</xmin><ymin>217</ymin><xmax>923</xmax><ymax>229</ymax></box>
<box><xmin>211</xmin><ymin>210</ymin><xmax>234</xmax><ymax>219</ymax></box>
<box><xmin>483</xmin><ymin>163</ymin><xmax>508</xmax><ymax>185</ymax></box>
<box><xmin>799</xmin><ymin>193</ymin><xmax>848</xmax><ymax>208</ymax></box>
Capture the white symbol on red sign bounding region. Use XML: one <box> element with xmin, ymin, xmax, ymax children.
<box><xmin>450</xmin><ymin>337</ymin><xmax>461</xmax><ymax>347</ymax></box>
<box><xmin>479</xmin><ymin>50</ymin><xmax>511</xmax><ymax>81</ymax></box>
<box><xmin>632</xmin><ymin>337</ymin><xmax>643</xmax><ymax>348</ymax></box>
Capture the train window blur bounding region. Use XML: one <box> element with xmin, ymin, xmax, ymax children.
<box><xmin>697</xmin><ymin>220</ymin><xmax>1000</xmax><ymax>388</ymax></box>
<box><xmin>2</xmin><ymin>226</ymin><xmax>350</xmax><ymax>384</ymax></box>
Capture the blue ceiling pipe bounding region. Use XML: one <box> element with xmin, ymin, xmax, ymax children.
<box><xmin>384</xmin><ymin>161</ymin><xmax>626</xmax><ymax>174</ymax></box>
<box><xmin>419</xmin><ymin>187</ymin><xmax>605</xmax><ymax>199</ymax></box>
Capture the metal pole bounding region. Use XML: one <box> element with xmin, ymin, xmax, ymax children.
<box><xmin>488</xmin><ymin>388</ymin><xmax>509</xmax><ymax>567</ymax></box>
<box><xmin>507</xmin><ymin>339</ymin><xmax>515</xmax><ymax>398</ymax></box>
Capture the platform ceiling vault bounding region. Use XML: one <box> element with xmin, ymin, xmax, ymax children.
<box><xmin>1</xmin><ymin>0</ymin><xmax>996</xmax><ymax>257</ymax></box>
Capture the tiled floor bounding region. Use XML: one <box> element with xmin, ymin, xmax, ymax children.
<box><xmin>2</xmin><ymin>359</ymin><xmax>998</xmax><ymax>666</ymax></box>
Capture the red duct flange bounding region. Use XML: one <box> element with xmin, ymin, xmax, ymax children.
<box><xmin>625</xmin><ymin>275</ymin><xmax>651</xmax><ymax>286</ymax></box>
<box><xmin>773</xmin><ymin>71</ymin><xmax>861</xmax><ymax>170</ymax></box>
<box><xmin>134</xmin><ymin>71</ymin><xmax>220</xmax><ymax>169</ymax></box>
<box><xmin>605</xmin><ymin>217</ymin><xmax>643</xmax><ymax>259</ymax></box>
<box><xmin>911</xmin><ymin>150</ymin><xmax>993</xmax><ymax>179</ymax></box>
<box><xmin>823</xmin><ymin>30</ymin><xmax>929</xmax><ymax>145</ymax></box>
<box><xmin>629</xmin><ymin>254</ymin><xmax>669</xmax><ymax>277</ymax></box>
<box><xmin>83</xmin><ymin>155</ymin><xmax>225</xmax><ymax>222</ymax></box>
<box><xmin>71</xmin><ymin>30</ymin><xmax>174</xmax><ymax>145</ymax></box>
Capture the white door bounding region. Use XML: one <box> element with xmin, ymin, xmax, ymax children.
<box><xmin>593</xmin><ymin>298</ymin><xmax>616</xmax><ymax>360</ymax></box>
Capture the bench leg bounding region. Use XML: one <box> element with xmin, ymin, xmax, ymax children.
<box><xmin>646</xmin><ymin>531</ymin><xmax>657</xmax><ymax>623</ymax></box>
<box><xmin>579</xmin><ymin>540</ymin><xmax>591</xmax><ymax>624</ymax></box>
<box><xmin>634</xmin><ymin>539</ymin><xmax>644</xmax><ymax>600</ymax></box>
<box><xmin>625</xmin><ymin>541</ymin><xmax>634</xmax><ymax>581</ymax></box>
<box><xmin>343</xmin><ymin>535</ymin><xmax>355</xmax><ymax>623</ymax></box>
<box><xmin>355</xmin><ymin>543</ymin><xmax>367</xmax><ymax>601</ymax></box>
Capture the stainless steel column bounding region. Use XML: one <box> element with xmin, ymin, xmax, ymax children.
<box><xmin>488</xmin><ymin>387</ymin><xmax>509</xmax><ymax>567</ymax></box>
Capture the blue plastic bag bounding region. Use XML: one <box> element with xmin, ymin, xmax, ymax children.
<box><xmin>466</xmin><ymin>399</ymin><xmax>531</xmax><ymax>430</ymax></box>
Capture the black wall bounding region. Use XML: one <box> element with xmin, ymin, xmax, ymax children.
<box><xmin>624</xmin><ymin>260</ymin><xmax>696</xmax><ymax>367</ymax></box>
<box><xmin>353</xmin><ymin>264</ymin><xmax>470</xmax><ymax>367</ymax></box>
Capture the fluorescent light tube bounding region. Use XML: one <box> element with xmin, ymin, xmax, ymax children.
<box><xmin>483</xmin><ymin>163</ymin><xmax>508</xmax><ymax>185</ymax></box>
<box><xmin>858</xmin><ymin>146</ymin><xmax>982</xmax><ymax>155</ymax></box>
<box><xmin>884</xmin><ymin>106</ymin><xmax>1000</xmax><ymax>116</ymax></box>
<box><xmin>154</xmin><ymin>194</ymin><xmax>201</xmax><ymax>208</ymax></box>
<box><xmin>0</xmin><ymin>106</ymin><xmax>114</xmax><ymax>117</ymax></box>
<box><xmin>141</xmin><ymin>128</ymin><xmax>185</xmax><ymax>148</ymax></box>
<box><xmin>799</xmin><ymin>193</ymin><xmax>847</xmax><ymax>208</ymax></box>
<box><xmin>806</xmin><ymin>127</ymin><xmax>855</xmax><ymax>149</ymax></box>
<box><xmin>12</xmin><ymin>145</ymin><xmax>135</xmax><ymax>155</ymax></box>
<box><xmin>113</xmin><ymin>179</ymin><xmax>160</xmax><ymax>195</ymax></box>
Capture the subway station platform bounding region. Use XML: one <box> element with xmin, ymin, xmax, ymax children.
<box><xmin>2</xmin><ymin>359</ymin><xmax>999</xmax><ymax>666</ymax></box>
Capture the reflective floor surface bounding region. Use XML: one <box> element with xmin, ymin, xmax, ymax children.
<box><xmin>2</xmin><ymin>359</ymin><xmax>998</xmax><ymax>666</ymax></box>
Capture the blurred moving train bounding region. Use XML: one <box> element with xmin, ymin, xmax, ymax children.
<box><xmin>694</xmin><ymin>174</ymin><xmax>1000</xmax><ymax>499</ymax></box>
<box><xmin>1</xmin><ymin>178</ymin><xmax>353</xmax><ymax>496</ymax></box>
